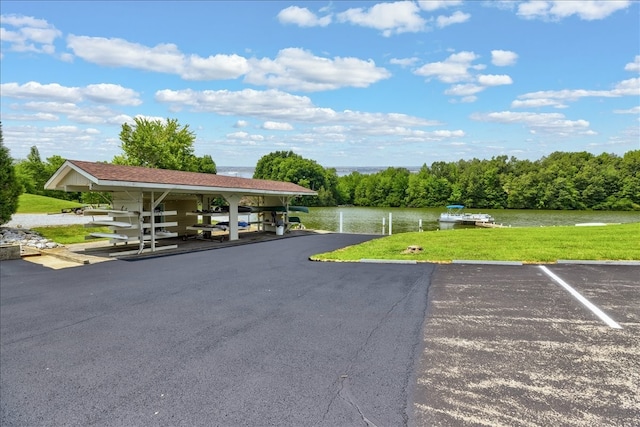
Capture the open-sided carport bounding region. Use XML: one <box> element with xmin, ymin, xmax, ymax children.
<box><xmin>45</xmin><ymin>160</ymin><xmax>316</xmax><ymax>256</ymax></box>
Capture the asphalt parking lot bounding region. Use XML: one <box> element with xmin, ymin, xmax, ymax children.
<box><xmin>414</xmin><ymin>263</ymin><xmax>639</xmax><ymax>427</ymax></box>
<box><xmin>1</xmin><ymin>233</ymin><xmax>638</xmax><ymax>426</ymax></box>
<box><xmin>1</xmin><ymin>233</ymin><xmax>431</xmax><ymax>427</ymax></box>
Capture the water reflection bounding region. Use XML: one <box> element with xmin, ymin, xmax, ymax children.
<box><xmin>302</xmin><ymin>207</ymin><xmax>639</xmax><ymax>235</ymax></box>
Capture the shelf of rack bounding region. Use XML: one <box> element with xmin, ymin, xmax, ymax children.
<box><xmin>142</xmin><ymin>210</ymin><xmax>178</xmax><ymax>217</ymax></box>
<box><xmin>83</xmin><ymin>209</ymin><xmax>139</xmax><ymax>217</ymax></box>
<box><xmin>141</xmin><ymin>222</ymin><xmax>178</xmax><ymax>229</ymax></box>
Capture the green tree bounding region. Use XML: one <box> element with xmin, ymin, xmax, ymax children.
<box><xmin>194</xmin><ymin>154</ymin><xmax>217</xmax><ymax>174</ymax></box>
<box><xmin>254</xmin><ymin>151</ymin><xmax>327</xmax><ymax>205</ymax></box>
<box><xmin>114</xmin><ymin>117</ymin><xmax>216</xmax><ymax>173</ymax></box>
<box><xmin>616</xmin><ymin>150</ymin><xmax>640</xmax><ymax>209</ymax></box>
<box><xmin>14</xmin><ymin>146</ymin><xmax>78</xmax><ymax>200</ymax></box>
<box><xmin>0</xmin><ymin>123</ymin><xmax>23</xmax><ymax>224</ymax></box>
<box><xmin>14</xmin><ymin>146</ymin><xmax>45</xmax><ymax>194</ymax></box>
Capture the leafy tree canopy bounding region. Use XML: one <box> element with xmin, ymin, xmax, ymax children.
<box><xmin>337</xmin><ymin>150</ymin><xmax>640</xmax><ymax>210</ymax></box>
<box><xmin>113</xmin><ymin>117</ymin><xmax>216</xmax><ymax>174</ymax></box>
<box><xmin>13</xmin><ymin>146</ymin><xmax>77</xmax><ymax>201</ymax></box>
<box><xmin>0</xmin><ymin>122</ymin><xmax>23</xmax><ymax>224</ymax></box>
<box><xmin>253</xmin><ymin>151</ymin><xmax>337</xmax><ymax>206</ymax></box>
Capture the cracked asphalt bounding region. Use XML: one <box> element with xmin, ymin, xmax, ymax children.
<box><xmin>1</xmin><ymin>233</ymin><xmax>432</xmax><ymax>426</ymax></box>
<box><xmin>414</xmin><ymin>263</ymin><xmax>639</xmax><ymax>426</ymax></box>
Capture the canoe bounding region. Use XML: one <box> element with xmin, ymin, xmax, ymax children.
<box><xmin>88</xmin><ymin>232</ymin><xmax>129</xmax><ymax>240</ymax></box>
<box><xmin>252</xmin><ymin>206</ymin><xmax>309</xmax><ymax>213</ymax></box>
<box><xmin>86</xmin><ymin>220</ymin><xmax>133</xmax><ymax>228</ymax></box>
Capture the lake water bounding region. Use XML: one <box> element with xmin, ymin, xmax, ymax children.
<box><xmin>301</xmin><ymin>207</ymin><xmax>640</xmax><ymax>234</ymax></box>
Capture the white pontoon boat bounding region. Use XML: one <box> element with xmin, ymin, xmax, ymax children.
<box><xmin>439</xmin><ymin>205</ymin><xmax>495</xmax><ymax>225</ymax></box>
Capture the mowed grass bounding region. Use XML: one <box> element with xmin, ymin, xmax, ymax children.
<box><xmin>310</xmin><ymin>223</ymin><xmax>640</xmax><ymax>263</ymax></box>
<box><xmin>16</xmin><ymin>194</ymin><xmax>83</xmax><ymax>213</ymax></box>
<box><xmin>14</xmin><ymin>194</ymin><xmax>107</xmax><ymax>244</ymax></box>
<box><xmin>32</xmin><ymin>224</ymin><xmax>111</xmax><ymax>245</ymax></box>
<box><xmin>13</xmin><ymin>194</ymin><xmax>640</xmax><ymax>261</ymax></box>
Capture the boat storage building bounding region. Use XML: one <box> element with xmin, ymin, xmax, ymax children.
<box><xmin>45</xmin><ymin>160</ymin><xmax>317</xmax><ymax>256</ymax></box>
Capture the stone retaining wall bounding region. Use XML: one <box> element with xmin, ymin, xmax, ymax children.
<box><xmin>0</xmin><ymin>244</ymin><xmax>21</xmax><ymax>260</ymax></box>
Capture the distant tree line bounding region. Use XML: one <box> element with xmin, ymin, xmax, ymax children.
<box><xmin>337</xmin><ymin>151</ymin><xmax>639</xmax><ymax>210</ymax></box>
<box><xmin>255</xmin><ymin>150</ymin><xmax>640</xmax><ymax>210</ymax></box>
<box><xmin>4</xmin><ymin>115</ymin><xmax>639</xmax><ymax>216</ymax></box>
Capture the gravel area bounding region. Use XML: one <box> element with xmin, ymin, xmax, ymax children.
<box><xmin>4</xmin><ymin>213</ymin><xmax>93</xmax><ymax>229</ymax></box>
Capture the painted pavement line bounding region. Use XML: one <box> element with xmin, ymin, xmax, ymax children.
<box><xmin>539</xmin><ymin>265</ymin><xmax>622</xmax><ymax>329</ymax></box>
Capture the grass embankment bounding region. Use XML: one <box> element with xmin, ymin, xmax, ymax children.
<box><xmin>32</xmin><ymin>224</ymin><xmax>110</xmax><ymax>245</ymax></box>
<box><xmin>311</xmin><ymin>223</ymin><xmax>640</xmax><ymax>263</ymax></box>
<box><xmin>16</xmin><ymin>193</ymin><xmax>83</xmax><ymax>213</ymax></box>
<box><xmin>12</xmin><ymin>194</ymin><xmax>640</xmax><ymax>261</ymax></box>
<box><xmin>14</xmin><ymin>194</ymin><xmax>109</xmax><ymax>244</ymax></box>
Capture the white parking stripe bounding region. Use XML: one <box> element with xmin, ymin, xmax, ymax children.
<box><xmin>539</xmin><ymin>266</ymin><xmax>622</xmax><ymax>329</ymax></box>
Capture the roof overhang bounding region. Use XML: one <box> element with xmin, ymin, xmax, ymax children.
<box><xmin>45</xmin><ymin>160</ymin><xmax>317</xmax><ymax>198</ymax></box>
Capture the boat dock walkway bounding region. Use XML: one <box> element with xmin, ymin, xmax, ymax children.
<box><xmin>475</xmin><ymin>222</ymin><xmax>509</xmax><ymax>228</ymax></box>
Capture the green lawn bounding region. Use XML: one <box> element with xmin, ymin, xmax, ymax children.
<box><xmin>311</xmin><ymin>223</ymin><xmax>640</xmax><ymax>263</ymax></box>
<box><xmin>14</xmin><ymin>194</ymin><xmax>107</xmax><ymax>244</ymax></box>
<box><xmin>32</xmin><ymin>224</ymin><xmax>111</xmax><ymax>245</ymax></box>
<box><xmin>13</xmin><ymin>194</ymin><xmax>640</xmax><ymax>261</ymax></box>
<box><xmin>16</xmin><ymin>194</ymin><xmax>83</xmax><ymax>214</ymax></box>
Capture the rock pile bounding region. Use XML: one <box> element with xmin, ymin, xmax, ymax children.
<box><xmin>0</xmin><ymin>227</ymin><xmax>61</xmax><ymax>249</ymax></box>
<box><xmin>402</xmin><ymin>245</ymin><xmax>423</xmax><ymax>254</ymax></box>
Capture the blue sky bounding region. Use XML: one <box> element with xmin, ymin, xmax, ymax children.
<box><xmin>1</xmin><ymin>1</ymin><xmax>639</xmax><ymax>168</ymax></box>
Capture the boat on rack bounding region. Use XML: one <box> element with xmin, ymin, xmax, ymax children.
<box><xmin>439</xmin><ymin>205</ymin><xmax>495</xmax><ymax>225</ymax></box>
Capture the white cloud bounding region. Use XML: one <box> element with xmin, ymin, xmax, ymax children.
<box><xmin>67</xmin><ymin>35</ymin><xmax>183</xmax><ymax>72</ymax></box>
<box><xmin>81</xmin><ymin>84</ymin><xmax>142</xmax><ymax>106</ymax></box>
<box><xmin>1</xmin><ymin>82</ymin><xmax>81</xmax><ymax>102</ymax></box>
<box><xmin>511</xmin><ymin>98</ymin><xmax>568</xmax><ymax>109</ymax></box>
<box><xmin>612</xmin><ymin>77</ymin><xmax>640</xmax><ymax>96</ymax></box>
<box><xmin>390</xmin><ymin>57</ymin><xmax>420</xmax><ymax>67</ymax></box>
<box><xmin>491</xmin><ymin>50</ymin><xmax>518</xmax><ymax>66</ymax></box>
<box><xmin>262</xmin><ymin>121</ymin><xmax>294</xmax><ymax>131</ymax></box>
<box><xmin>66</xmin><ymin>36</ymin><xmax>388</xmax><ymax>91</ymax></box>
<box><xmin>415</xmin><ymin>51</ymin><xmax>513</xmax><ymax>101</ymax></box>
<box><xmin>625</xmin><ymin>55</ymin><xmax>640</xmax><ymax>73</ymax></box>
<box><xmin>471</xmin><ymin>111</ymin><xmax>592</xmax><ymax>135</ymax></box>
<box><xmin>436</xmin><ymin>11</ymin><xmax>470</xmax><ymax>28</ymax></box>
<box><xmin>18</xmin><ymin>100</ymin><xmax>133</xmax><ymax>125</ymax></box>
<box><xmin>417</xmin><ymin>1</ymin><xmax>464</xmax><ymax>12</ymax></box>
<box><xmin>277</xmin><ymin>6</ymin><xmax>332</xmax><ymax>27</ymax></box>
<box><xmin>67</xmin><ymin>35</ymin><xmax>248</xmax><ymax>80</ymax></box>
<box><xmin>445</xmin><ymin>84</ymin><xmax>485</xmax><ymax>97</ymax></box>
<box><xmin>245</xmin><ymin>47</ymin><xmax>391</xmax><ymax>92</ymax></box>
<box><xmin>183</xmin><ymin>54</ymin><xmax>250</xmax><ymax>80</ymax></box>
<box><xmin>337</xmin><ymin>1</ymin><xmax>425</xmax><ymax>36</ymax></box>
<box><xmin>517</xmin><ymin>1</ymin><xmax>631</xmax><ymax>21</ymax></box>
<box><xmin>460</xmin><ymin>96</ymin><xmax>477</xmax><ymax>103</ymax></box>
<box><xmin>613</xmin><ymin>106</ymin><xmax>640</xmax><ymax>114</ymax></box>
<box><xmin>1</xmin><ymin>81</ymin><xmax>142</xmax><ymax>106</ymax></box>
<box><xmin>477</xmin><ymin>74</ymin><xmax>513</xmax><ymax>86</ymax></box>
<box><xmin>226</xmin><ymin>131</ymin><xmax>264</xmax><ymax>142</ymax></box>
<box><xmin>155</xmin><ymin>88</ymin><xmax>439</xmax><ymax>129</ymax></box>
<box><xmin>234</xmin><ymin>120</ymin><xmax>249</xmax><ymax>128</ymax></box>
<box><xmin>514</xmin><ymin>77</ymin><xmax>640</xmax><ymax>108</ymax></box>
<box><xmin>414</xmin><ymin>51</ymin><xmax>481</xmax><ymax>83</ymax></box>
<box><xmin>0</xmin><ymin>14</ymin><xmax>61</xmax><ymax>54</ymax></box>
<box><xmin>1</xmin><ymin>112</ymin><xmax>59</xmax><ymax>122</ymax></box>
<box><xmin>43</xmin><ymin>125</ymin><xmax>80</xmax><ymax>134</ymax></box>
<box><xmin>430</xmin><ymin>129</ymin><xmax>465</xmax><ymax>138</ymax></box>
